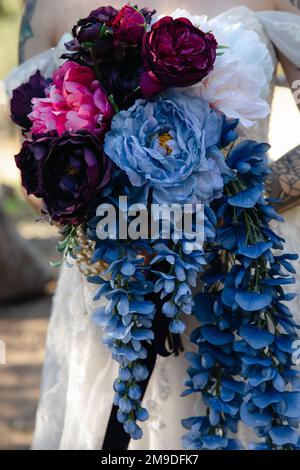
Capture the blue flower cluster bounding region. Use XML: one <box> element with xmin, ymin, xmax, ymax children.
<box><xmin>85</xmin><ymin>165</ymin><xmax>219</xmax><ymax>440</ymax></box>
<box><xmin>83</xmin><ymin>113</ymin><xmax>300</xmax><ymax>447</ymax></box>
<box><xmin>89</xmin><ymin>244</ymin><xmax>155</xmax><ymax>440</ymax></box>
<box><xmin>150</xmin><ymin>205</ymin><xmax>217</xmax><ymax>335</ymax></box>
<box><xmin>182</xmin><ymin>128</ymin><xmax>300</xmax><ymax>450</ymax></box>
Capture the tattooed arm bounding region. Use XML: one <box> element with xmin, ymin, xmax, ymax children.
<box><xmin>274</xmin><ymin>0</ymin><xmax>300</xmax><ymax>13</ymax></box>
<box><xmin>19</xmin><ymin>0</ymin><xmax>37</xmax><ymax>63</ymax></box>
<box><xmin>266</xmin><ymin>146</ymin><xmax>300</xmax><ymax>212</ymax></box>
<box><xmin>18</xmin><ymin>0</ymin><xmax>60</xmax><ymax>214</ymax></box>
<box><xmin>19</xmin><ymin>0</ymin><xmax>57</xmax><ymax>63</ymax></box>
<box><xmin>289</xmin><ymin>1</ymin><xmax>300</xmax><ymax>11</ymax></box>
<box><xmin>264</xmin><ymin>1</ymin><xmax>300</xmax><ymax>212</ymax></box>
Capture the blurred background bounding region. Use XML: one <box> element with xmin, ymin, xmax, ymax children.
<box><xmin>0</xmin><ymin>0</ymin><xmax>300</xmax><ymax>451</ymax></box>
<box><xmin>0</xmin><ymin>0</ymin><xmax>58</xmax><ymax>450</ymax></box>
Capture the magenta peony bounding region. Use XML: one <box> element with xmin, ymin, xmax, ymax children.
<box><xmin>29</xmin><ymin>62</ymin><xmax>114</xmax><ymax>137</ymax></box>
<box><xmin>112</xmin><ymin>5</ymin><xmax>146</xmax><ymax>46</ymax></box>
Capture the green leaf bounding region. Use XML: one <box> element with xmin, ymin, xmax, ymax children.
<box><xmin>108</xmin><ymin>94</ymin><xmax>120</xmax><ymax>114</ymax></box>
<box><xmin>50</xmin><ymin>260</ymin><xmax>63</xmax><ymax>268</ymax></box>
<box><xmin>57</xmin><ymin>240</ymin><xmax>68</xmax><ymax>252</ymax></box>
<box><xmin>82</xmin><ymin>41</ymin><xmax>95</xmax><ymax>49</ymax></box>
<box><xmin>99</xmin><ymin>23</ymin><xmax>107</xmax><ymax>39</ymax></box>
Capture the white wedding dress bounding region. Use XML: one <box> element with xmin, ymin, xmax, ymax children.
<box><xmin>5</xmin><ymin>6</ymin><xmax>300</xmax><ymax>450</ymax></box>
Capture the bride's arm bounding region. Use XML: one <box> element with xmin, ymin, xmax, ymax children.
<box><xmin>18</xmin><ymin>0</ymin><xmax>58</xmax><ymax>212</ymax></box>
<box><xmin>265</xmin><ymin>0</ymin><xmax>300</xmax><ymax>210</ymax></box>
<box><xmin>280</xmin><ymin>0</ymin><xmax>300</xmax><ymax>14</ymax></box>
<box><xmin>278</xmin><ymin>53</ymin><xmax>300</xmax><ymax>111</ymax></box>
<box><xmin>19</xmin><ymin>0</ymin><xmax>58</xmax><ymax>63</ymax></box>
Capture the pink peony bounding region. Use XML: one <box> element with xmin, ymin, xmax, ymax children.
<box><xmin>29</xmin><ymin>62</ymin><xmax>114</xmax><ymax>137</ymax></box>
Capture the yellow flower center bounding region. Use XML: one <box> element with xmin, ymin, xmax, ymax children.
<box><xmin>158</xmin><ymin>132</ymin><xmax>172</xmax><ymax>155</ymax></box>
<box><xmin>66</xmin><ymin>165</ymin><xmax>80</xmax><ymax>176</ymax></box>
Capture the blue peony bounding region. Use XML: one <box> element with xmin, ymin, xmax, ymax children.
<box><xmin>104</xmin><ymin>93</ymin><xmax>227</xmax><ymax>204</ymax></box>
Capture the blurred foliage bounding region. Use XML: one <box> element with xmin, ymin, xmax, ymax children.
<box><xmin>1</xmin><ymin>185</ymin><xmax>35</xmax><ymax>222</ymax></box>
<box><xmin>0</xmin><ymin>0</ymin><xmax>23</xmax><ymax>79</ymax></box>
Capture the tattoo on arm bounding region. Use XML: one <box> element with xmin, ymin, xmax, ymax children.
<box><xmin>19</xmin><ymin>0</ymin><xmax>38</xmax><ymax>63</ymax></box>
<box><xmin>290</xmin><ymin>0</ymin><xmax>300</xmax><ymax>9</ymax></box>
<box><xmin>265</xmin><ymin>145</ymin><xmax>300</xmax><ymax>213</ymax></box>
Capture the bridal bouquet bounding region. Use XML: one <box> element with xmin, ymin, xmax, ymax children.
<box><xmin>10</xmin><ymin>4</ymin><xmax>300</xmax><ymax>450</ymax></box>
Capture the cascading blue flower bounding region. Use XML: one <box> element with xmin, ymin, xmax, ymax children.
<box><xmin>89</xmin><ymin>247</ymin><xmax>156</xmax><ymax>440</ymax></box>
<box><xmin>183</xmin><ymin>122</ymin><xmax>300</xmax><ymax>450</ymax></box>
<box><xmin>85</xmin><ymin>108</ymin><xmax>300</xmax><ymax>447</ymax></box>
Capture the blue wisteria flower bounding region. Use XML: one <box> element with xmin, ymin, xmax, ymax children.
<box><xmin>104</xmin><ymin>93</ymin><xmax>228</xmax><ymax>205</ymax></box>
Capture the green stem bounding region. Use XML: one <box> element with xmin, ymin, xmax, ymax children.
<box><xmin>90</xmin><ymin>47</ymin><xmax>103</xmax><ymax>83</ymax></box>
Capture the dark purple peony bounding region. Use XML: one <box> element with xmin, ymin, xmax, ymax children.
<box><xmin>64</xmin><ymin>6</ymin><xmax>155</xmax><ymax>66</ymax></box>
<box><xmin>74</xmin><ymin>5</ymin><xmax>118</xmax><ymax>44</ymax></box>
<box><xmin>63</xmin><ymin>6</ymin><xmax>155</xmax><ymax>109</ymax></box>
<box><xmin>112</xmin><ymin>5</ymin><xmax>146</xmax><ymax>46</ymax></box>
<box><xmin>88</xmin><ymin>5</ymin><xmax>119</xmax><ymax>23</ymax></box>
<box><xmin>15</xmin><ymin>131</ymin><xmax>112</xmax><ymax>225</ymax></box>
<box><xmin>107</xmin><ymin>63</ymin><xmax>144</xmax><ymax>108</ymax></box>
<box><xmin>10</xmin><ymin>70</ymin><xmax>49</xmax><ymax>130</ymax></box>
<box><xmin>63</xmin><ymin>6</ymin><xmax>118</xmax><ymax>66</ymax></box>
<box><xmin>141</xmin><ymin>17</ymin><xmax>218</xmax><ymax>97</ymax></box>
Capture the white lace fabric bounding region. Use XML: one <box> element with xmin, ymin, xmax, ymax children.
<box><xmin>4</xmin><ymin>6</ymin><xmax>300</xmax><ymax>450</ymax></box>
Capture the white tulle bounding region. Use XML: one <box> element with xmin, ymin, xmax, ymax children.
<box><xmin>5</xmin><ymin>6</ymin><xmax>300</xmax><ymax>450</ymax></box>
